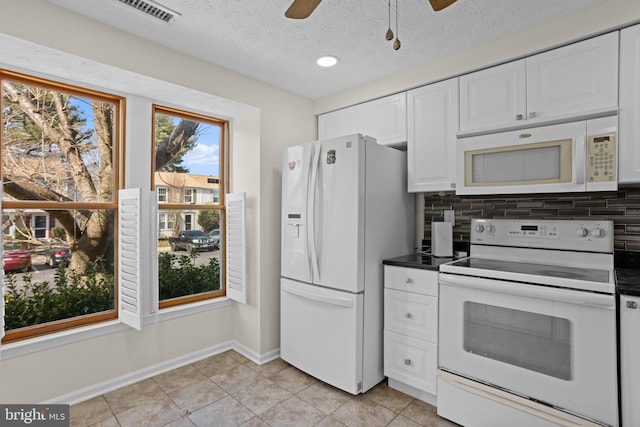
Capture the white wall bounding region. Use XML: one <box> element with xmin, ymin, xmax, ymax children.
<box><xmin>313</xmin><ymin>0</ymin><xmax>640</xmax><ymax>114</ymax></box>
<box><xmin>0</xmin><ymin>0</ymin><xmax>315</xmax><ymax>403</ymax></box>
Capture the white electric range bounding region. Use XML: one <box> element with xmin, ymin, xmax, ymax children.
<box><xmin>438</xmin><ymin>218</ymin><xmax>618</xmax><ymax>427</ymax></box>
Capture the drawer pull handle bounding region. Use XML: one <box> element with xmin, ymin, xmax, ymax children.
<box><xmin>405</xmin><ymin>312</ymin><xmax>412</xmax><ymax>319</ymax></box>
<box><xmin>627</xmin><ymin>301</ymin><xmax>638</xmax><ymax>309</ymax></box>
<box><xmin>404</xmin><ymin>359</ymin><xmax>412</xmax><ymax>366</ymax></box>
<box><xmin>404</xmin><ymin>277</ymin><xmax>413</xmax><ymax>284</ymax></box>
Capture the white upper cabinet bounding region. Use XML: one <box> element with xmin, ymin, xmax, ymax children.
<box><xmin>619</xmin><ymin>24</ymin><xmax>640</xmax><ymax>184</ymax></box>
<box><xmin>459</xmin><ymin>32</ymin><xmax>619</xmax><ymax>135</ymax></box>
<box><xmin>407</xmin><ymin>78</ymin><xmax>459</xmax><ymax>193</ymax></box>
<box><xmin>527</xmin><ymin>32</ymin><xmax>618</xmax><ymax>121</ymax></box>
<box><xmin>318</xmin><ymin>106</ymin><xmax>357</xmax><ymax>140</ymax></box>
<box><xmin>459</xmin><ymin>60</ymin><xmax>526</xmax><ymax>133</ymax></box>
<box><xmin>317</xmin><ymin>93</ymin><xmax>407</xmax><ymax>146</ymax></box>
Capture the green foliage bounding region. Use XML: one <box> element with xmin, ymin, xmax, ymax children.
<box><xmin>197</xmin><ymin>210</ymin><xmax>220</xmax><ymax>233</ymax></box>
<box><xmin>3</xmin><ymin>258</ymin><xmax>114</xmax><ymax>331</ymax></box>
<box><xmin>158</xmin><ymin>251</ymin><xmax>221</xmax><ymax>300</ymax></box>
<box><xmin>51</xmin><ymin>226</ymin><xmax>67</xmax><ymax>240</ymax></box>
<box><xmin>3</xmin><ymin>251</ymin><xmax>219</xmax><ymax>331</ymax></box>
<box><xmin>15</xmin><ymin>227</ymin><xmax>31</xmax><ymax>241</ymax></box>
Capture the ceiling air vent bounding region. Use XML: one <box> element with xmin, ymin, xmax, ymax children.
<box><xmin>116</xmin><ymin>0</ymin><xmax>179</xmax><ymax>23</ymax></box>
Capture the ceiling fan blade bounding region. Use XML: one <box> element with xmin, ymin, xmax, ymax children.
<box><xmin>428</xmin><ymin>0</ymin><xmax>457</xmax><ymax>11</ymax></box>
<box><xmin>285</xmin><ymin>0</ymin><xmax>324</xmax><ymax>19</ymax></box>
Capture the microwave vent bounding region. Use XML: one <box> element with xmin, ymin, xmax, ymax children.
<box><xmin>116</xmin><ymin>0</ymin><xmax>179</xmax><ymax>23</ymax></box>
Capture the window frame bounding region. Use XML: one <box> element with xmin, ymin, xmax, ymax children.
<box><xmin>184</xmin><ymin>188</ymin><xmax>194</xmax><ymax>204</ymax></box>
<box><xmin>151</xmin><ymin>105</ymin><xmax>229</xmax><ymax>309</ymax></box>
<box><xmin>0</xmin><ymin>69</ymin><xmax>125</xmax><ymax>344</ymax></box>
<box><xmin>157</xmin><ymin>186</ymin><xmax>168</xmax><ymax>203</ymax></box>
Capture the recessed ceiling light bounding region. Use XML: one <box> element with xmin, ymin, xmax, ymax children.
<box><xmin>317</xmin><ymin>56</ymin><xmax>339</xmax><ymax>67</ymax></box>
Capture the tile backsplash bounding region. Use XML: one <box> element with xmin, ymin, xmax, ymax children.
<box><xmin>424</xmin><ymin>188</ymin><xmax>640</xmax><ymax>252</ymax></box>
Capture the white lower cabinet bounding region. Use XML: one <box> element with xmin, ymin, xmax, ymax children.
<box><xmin>620</xmin><ymin>294</ymin><xmax>640</xmax><ymax>427</ymax></box>
<box><xmin>384</xmin><ymin>265</ymin><xmax>438</xmax><ymax>404</ymax></box>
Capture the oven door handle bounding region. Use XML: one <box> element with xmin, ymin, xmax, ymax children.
<box><xmin>439</xmin><ymin>273</ymin><xmax>614</xmax><ymax>308</ymax></box>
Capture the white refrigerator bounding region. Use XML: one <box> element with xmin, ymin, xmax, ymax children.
<box><xmin>280</xmin><ymin>133</ymin><xmax>413</xmax><ymax>394</ymax></box>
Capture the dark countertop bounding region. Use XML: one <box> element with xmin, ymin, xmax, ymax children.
<box><xmin>616</xmin><ymin>269</ymin><xmax>640</xmax><ymax>297</ymax></box>
<box><xmin>615</xmin><ymin>251</ymin><xmax>640</xmax><ymax>297</ymax></box>
<box><xmin>383</xmin><ymin>253</ymin><xmax>456</xmax><ymax>271</ymax></box>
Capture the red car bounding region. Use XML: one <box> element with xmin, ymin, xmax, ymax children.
<box><xmin>3</xmin><ymin>243</ymin><xmax>32</xmax><ymax>273</ymax></box>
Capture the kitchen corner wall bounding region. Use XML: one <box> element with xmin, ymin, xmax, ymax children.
<box><xmin>424</xmin><ymin>187</ymin><xmax>640</xmax><ymax>252</ymax></box>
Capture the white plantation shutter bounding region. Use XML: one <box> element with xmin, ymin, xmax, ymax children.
<box><xmin>226</xmin><ymin>192</ymin><xmax>246</xmax><ymax>304</ymax></box>
<box><xmin>118</xmin><ymin>188</ymin><xmax>142</xmax><ymax>330</ymax></box>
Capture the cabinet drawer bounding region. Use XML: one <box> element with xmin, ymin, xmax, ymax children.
<box><xmin>384</xmin><ymin>266</ymin><xmax>438</xmax><ymax>295</ymax></box>
<box><xmin>384</xmin><ymin>330</ymin><xmax>437</xmax><ymax>394</ymax></box>
<box><xmin>385</xmin><ymin>288</ymin><xmax>437</xmax><ymax>342</ymax></box>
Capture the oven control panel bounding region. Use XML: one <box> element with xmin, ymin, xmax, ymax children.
<box><xmin>471</xmin><ymin>219</ymin><xmax>614</xmax><ymax>252</ymax></box>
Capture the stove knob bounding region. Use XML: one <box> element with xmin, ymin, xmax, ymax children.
<box><xmin>591</xmin><ymin>228</ymin><xmax>606</xmax><ymax>238</ymax></box>
<box><xmin>576</xmin><ymin>227</ymin><xmax>588</xmax><ymax>238</ymax></box>
<box><xmin>486</xmin><ymin>224</ymin><xmax>495</xmax><ymax>233</ymax></box>
<box><xmin>475</xmin><ymin>224</ymin><xmax>485</xmax><ymax>233</ymax></box>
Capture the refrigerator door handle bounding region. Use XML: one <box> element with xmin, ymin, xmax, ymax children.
<box><xmin>282</xmin><ymin>283</ymin><xmax>356</xmax><ymax>308</ymax></box>
<box><xmin>308</xmin><ymin>143</ymin><xmax>321</xmax><ymax>283</ymax></box>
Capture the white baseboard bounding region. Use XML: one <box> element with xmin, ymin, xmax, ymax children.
<box><xmin>233</xmin><ymin>341</ymin><xmax>281</xmax><ymax>365</ymax></box>
<box><xmin>44</xmin><ymin>341</ymin><xmax>281</xmax><ymax>405</ymax></box>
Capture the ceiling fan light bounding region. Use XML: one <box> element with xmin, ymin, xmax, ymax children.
<box><xmin>317</xmin><ymin>56</ymin><xmax>339</xmax><ymax>67</ymax></box>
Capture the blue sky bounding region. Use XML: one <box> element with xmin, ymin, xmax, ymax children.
<box><xmin>71</xmin><ymin>97</ymin><xmax>220</xmax><ymax>177</ymax></box>
<box><xmin>182</xmin><ymin>123</ymin><xmax>220</xmax><ymax>177</ymax></box>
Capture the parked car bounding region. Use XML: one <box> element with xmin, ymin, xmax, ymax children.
<box><xmin>169</xmin><ymin>230</ymin><xmax>215</xmax><ymax>252</ymax></box>
<box><xmin>46</xmin><ymin>246</ymin><xmax>71</xmax><ymax>267</ymax></box>
<box><xmin>2</xmin><ymin>243</ymin><xmax>32</xmax><ymax>273</ymax></box>
<box><xmin>207</xmin><ymin>229</ymin><xmax>220</xmax><ymax>249</ymax></box>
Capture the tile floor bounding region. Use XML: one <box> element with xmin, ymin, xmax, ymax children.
<box><xmin>70</xmin><ymin>350</ymin><xmax>459</xmax><ymax>427</ymax></box>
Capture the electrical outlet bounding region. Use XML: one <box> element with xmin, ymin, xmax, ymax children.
<box><xmin>444</xmin><ymin>209</ymin><xmax>455</xmax><ymax>225</ymax></box>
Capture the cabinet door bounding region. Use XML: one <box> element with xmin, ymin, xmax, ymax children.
<box><xmin>384</xmin><ymin>330</ymin><xmax>437</xmax><ymax>394</ymax></box>
<box><xmin>385</xmin><ymin>289</ymin><xmax>437</xmax><ymax>342</ymax></box>
<box><xmin>407</xmin><ymin>78</ymin><xmax>459</xmax><ymax>193</ymax></box>
<box><xmin>317</xmin><ymin>93</ymin><xmax>407</xmax><ymax>146</ymax></box>
<box><xmin>526</xmin><ymin>32</ymin><xmax>618</xmax><ymax>122</ymax></box>
<box><xmin>384</xmin><ymin>266</ymin><xmax>438</xmax><ymax>296</ymax></box>
<box><xmin>619</xmin><ymin>24</ymin><xmax>640</xmax><ymax>184</ymax></box>
<box><xmin>317</xmin><ymin>107</ymin><xmax>358</xmax><ymax>141</ymax></box>
<box><xmin>459</xmin><ymin>60</ymin><xmax>526</xmax><ymax>132</ymax></box>
<box><xmin>357</xmin><ymin>93</ymin><xmax>407</xmax><ymax>146</ymax></box>
<box><xmin>620</xmin><ymin>295</ymin><xmax>640</xmax><ymax>427</ymax></box>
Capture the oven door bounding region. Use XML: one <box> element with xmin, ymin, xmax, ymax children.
<box><xmin>438</xmin><ymin>273</ymin><xmax>618</xmax><ymax>426</ymax></box>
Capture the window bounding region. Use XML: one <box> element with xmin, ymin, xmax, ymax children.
<box><xmin>184</xmin><ymin>213</ymin><xmax>194</xmax><ymax>230</ymax></box>
<box><xmin>184</xmin><ymin>188</ymin><xmax>194</xmax><ymax>204</ymax></box>
<box><xmin>157</xmin><ymin>187</ymin><xmax>167</xmax><ymax>202</ymax></box>
<box><xmin>1</xmin><ymin>69</ymin><xmax>123</xmax><ymax>343</ymax></box>
<box><xmin>158</xmin><ymin>212</ymin><xmax>174</xmax><ymax>239</ymax></box>
<box><xmin>153</xmin><ymin>105</ymin><xmax>227</xmax><ymax>308</ymax></box>
<box><xmin>31</xmin><ymin>214</ymin><xmax>49</xmax><ymax>239</ymax></box>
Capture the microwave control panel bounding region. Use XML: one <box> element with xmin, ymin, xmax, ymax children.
<box><xmin>587</xmin><ymin>132</ymin><xmax>617</xmax><ymax>182</ymax></box>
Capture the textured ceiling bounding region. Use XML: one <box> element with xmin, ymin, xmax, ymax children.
<box><xmin>47</xmin><ymin>0</ymin><xmax>605</xmax><ymax>100</ymax></box>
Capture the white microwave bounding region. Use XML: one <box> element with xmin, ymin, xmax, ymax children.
<box><xmin>455</xmin><ymin>116</ymin><xmax>618</xmax><ymax>195</ymax></box>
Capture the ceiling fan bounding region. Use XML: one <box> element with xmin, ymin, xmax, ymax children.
<box><xmin>285</xmin><ymin>0</ymin><xmax>457</xmax><ymax>19</ymax></box>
